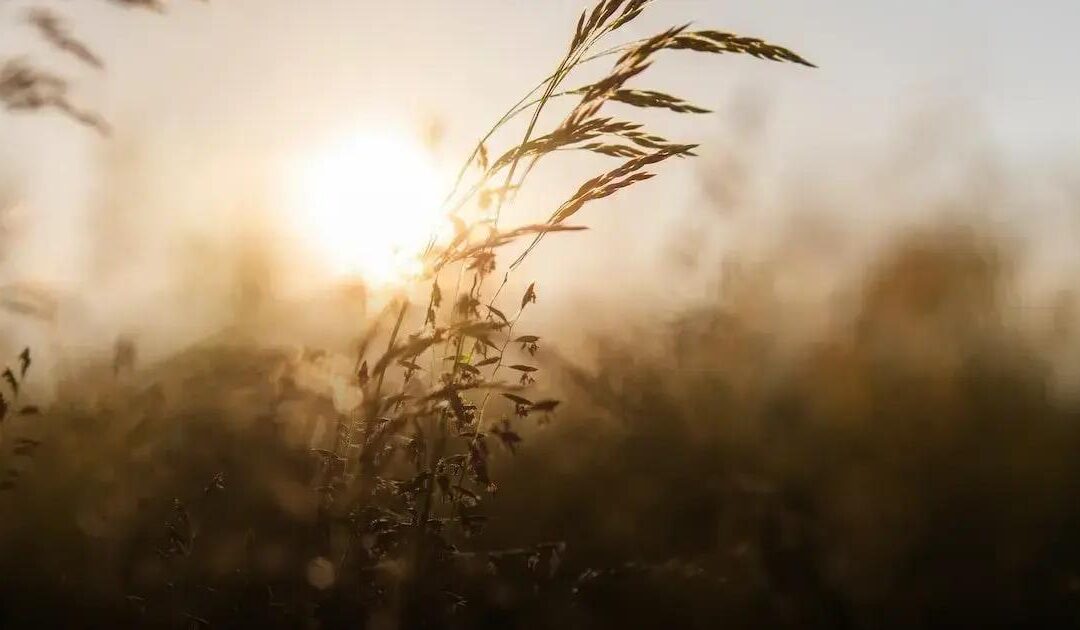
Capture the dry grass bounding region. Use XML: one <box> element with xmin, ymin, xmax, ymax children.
<box><xmin>325</xmin><ymin>4</ymin><xmax>812</xmax><ymax>623</ymax></box>
<box><xmin>0</xmin><ymin>1</ymin><xmax>816</xmax><ymax>627</ymax></box>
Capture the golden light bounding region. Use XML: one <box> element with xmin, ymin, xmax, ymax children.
<box><xmin>288</xmin><ymin>129</ymin><xmax>447</xmax><ymax>285</ymax></box>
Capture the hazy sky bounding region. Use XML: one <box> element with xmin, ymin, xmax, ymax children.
<box><xmin>2</xmin><ymin>1</ymin><xmax>1077</xmax><ymax>160</ymax></box>
<box><xmin>14</xmin><ymin>1</ymin><xmax>1066</xmax><ymax>147</ymax></box>
<box><xmin>1</xmin><ymin>0</ymin><xmax>1078</xmax><ymax>350</ymax></box>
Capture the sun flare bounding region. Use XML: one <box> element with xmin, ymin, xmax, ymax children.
<box><xmin>289</xmin><ymin>129</ymin><xmax>447</xmax><ymax>285</ymax></box>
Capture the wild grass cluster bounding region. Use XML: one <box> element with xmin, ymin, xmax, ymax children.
<box><xmin>10</xmin><ymin>2</ymin><xmax>1078</xmax><ymax>630</ymax></box>
<box><xmin>0</xmin><ymin>1</ymin><xmax>822</xmax><ymax>627</ymax></box>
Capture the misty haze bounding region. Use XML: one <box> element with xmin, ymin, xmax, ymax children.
<box><xmin>1</xmin><ymin>1</ymin><xmax>1079</xmax><ymax>628</ymax></box>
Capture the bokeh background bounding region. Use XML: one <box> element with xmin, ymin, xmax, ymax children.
<box><xmin>1</xmin><ymin>1</ymin><xmax>1080</xmax><ymax>627</ymax></box>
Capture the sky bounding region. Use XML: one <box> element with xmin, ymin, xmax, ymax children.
<box><xmin>0</xmin><ymin>0</ymin><xmax>1078</xmax><ymax>362</ymax></box>
<box><xmin>1</xmin><ymin>1</ymin><xmax>1075</xmax><ymax>165</ymax></box>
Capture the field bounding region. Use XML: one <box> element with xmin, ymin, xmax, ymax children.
<box><xmin>2</xmin><ymin>1</ymin><xmax>1080</xmax><ymax>628</ymax></box>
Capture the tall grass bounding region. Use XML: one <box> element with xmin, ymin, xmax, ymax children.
<box><xmin>485</xmin><ymin>226</ymin><xmax>1080</xmax><ymax>629</ymax></box>
<box><xmin>0</xmin><ymin>1</ymin><xmax>815</xmax><ymax>627</ymax></box>
<box><xmin>331</xmin><ymin>2</ymin><xmax>812</xmax><ymax>625</ymax></box>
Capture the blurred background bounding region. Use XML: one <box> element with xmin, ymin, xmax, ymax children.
<box><xmin>1</xmin><ymin>1</ymin><xmax>1079</xmax><ymax>627</ymax></box>
<box><xmin>1</xmin><ymin>0</ymin><xmax>1077</xmax><ymax>371</ymax></box>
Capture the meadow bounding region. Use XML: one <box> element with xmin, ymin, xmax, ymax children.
<box><xmin>2</xmin><ymin>1</ymin><xmax>1080</xmax><ymax>628</ymax></box>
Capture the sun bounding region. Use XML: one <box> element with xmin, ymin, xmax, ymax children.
<box><xmin>289</xmin><ymin>128</ymin><xmax>447</xmax><ymax>285</ymax></box>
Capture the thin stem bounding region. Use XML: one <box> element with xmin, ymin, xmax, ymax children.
<box><xmin>417</xmin><ymin>36</ymin><xmax>646</xmax><ymax>273</ymax></box>
<box><xmin>476</xmin><ymin>306</ymin><xmax>525</xmax><ymax>427</ymax></box>
<box><xmin>491</xmin><ymin>51</ymin><xmax>574</xmax><ymax>229</ymax></box>
<box><xmin>440</xmin><ymin>40</ymin><xmax>636</xmax><ymax>211</ymax></box>
<box><xmin>373</xmin><ymin>298</ymin><xmax>410</xmax><ymax>403</ymax></box>
<box><xmin>355</xmin><ymin>298</ymin><xmax>410</xmax><ymax>492</ymax></box>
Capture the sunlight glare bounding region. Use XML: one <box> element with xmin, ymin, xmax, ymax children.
<box><xmin>290</xmin><ymin>129</ymin><xmax>447</xmax><ymax>285</ymax></box>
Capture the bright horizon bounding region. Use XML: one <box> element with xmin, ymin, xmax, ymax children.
<box><xmin>1</xmin><ymin>0</ymin><xmax>1078</xmax><ymax>362</ymax></box>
